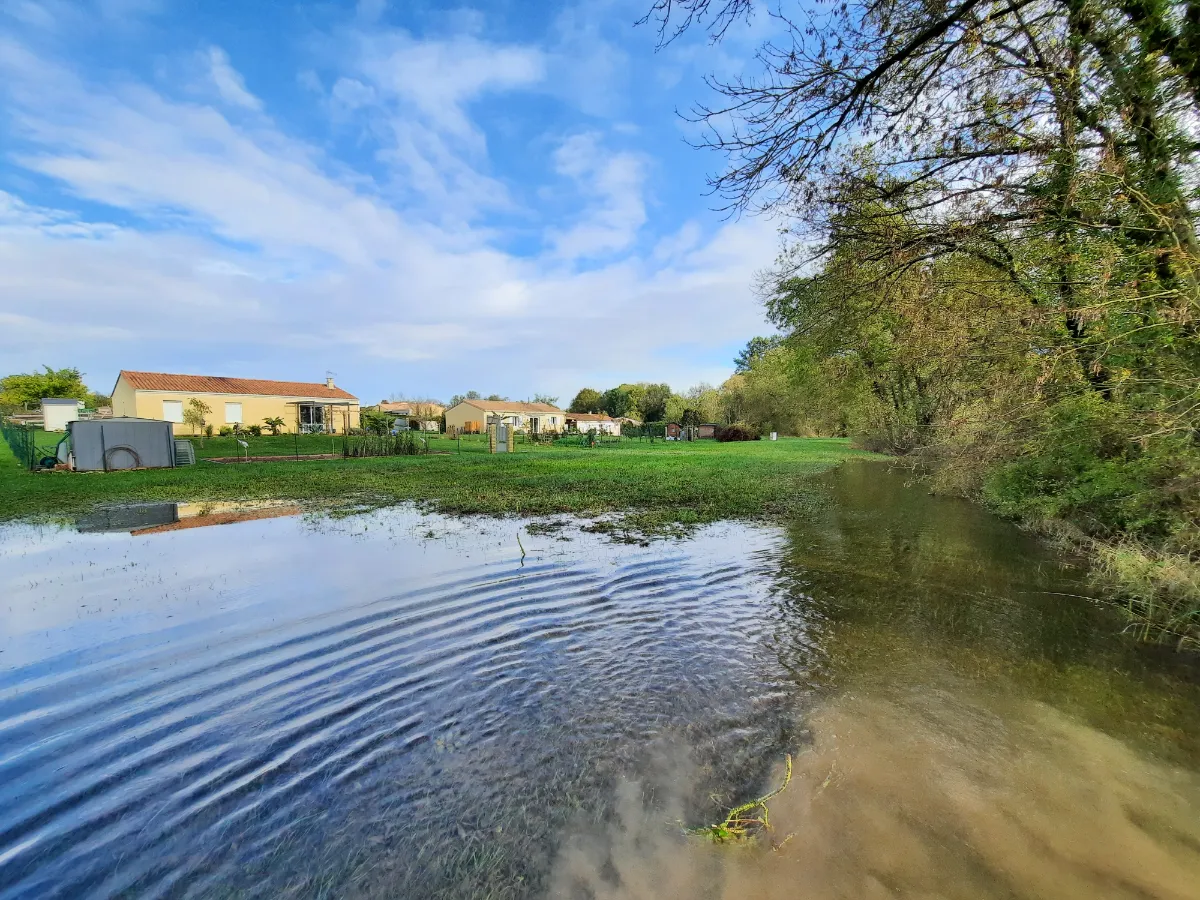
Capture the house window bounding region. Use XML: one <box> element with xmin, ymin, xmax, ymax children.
<box><xmin>299</xmin><ymin>404</ymin><xmax>325</xmax><ymax>433</ymax></box>
<box><xmin>162</xmin><ymin>400</ymin><xmax>183</xmax><ymax>423</ymax></box>
<box><xmin>225</xmin><ymin>402</ymin><xmax>243</xmax><ymax>424</ymax></box>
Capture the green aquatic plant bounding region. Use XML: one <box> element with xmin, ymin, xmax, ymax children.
<box><xmin>686</xmin><ymin>754</ymin><xmax>794</xmax><ymax>848</ymax></box>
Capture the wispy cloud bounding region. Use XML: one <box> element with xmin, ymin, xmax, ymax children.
<box><xmin>206</xmin><ymin>47</ymin><xmax>262</xmax><ymax>111</ymax></box>
<box><xmin>549</xmin><ymin>132</ymin><xmax>647</xmax><ymax>260</ymax></box>
<box><xmin>0</xmin><ymin>2</ymin><xmax>776</xmax><ymax>401</ymax></box>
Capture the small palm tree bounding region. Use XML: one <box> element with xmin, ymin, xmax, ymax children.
<box><xmin>263</xmin><ymin>416</ymin><xmax>285</xmax><ymax>435</ymax></box>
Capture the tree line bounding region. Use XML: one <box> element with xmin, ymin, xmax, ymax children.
<box><xmin>0</xmin><ymin>367</ymin><xmax>110</xmax><ymax>414</ymax></box>
<box><xmin>568</xmin><ymin>375</ymin><xmax>789</xmax><ymax>430</ymax></box>
<box><xmin>647</xmin><ymin>0</ymin><xmax>1200</xmax><ymax>643</ymax></box>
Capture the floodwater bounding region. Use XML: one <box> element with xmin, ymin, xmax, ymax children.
<box><xmin>0</xmin><ymin>463</ymin><xmax>1198</xmax><ymax>899</ymax></box>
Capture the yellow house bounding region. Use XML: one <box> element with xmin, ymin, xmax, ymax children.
<box><xmin>111</xmin><ymin>371</ymin><xmax>360</xmax><ymax>435</ymax></box>
<box><xmin>444</xmin><ymin>399</ymin><xmax>564</xmax><ymax>435</ymax></box>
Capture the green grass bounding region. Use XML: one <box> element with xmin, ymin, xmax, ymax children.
<box><xmin>0</xmin><ymin>435</ymin><xmax>875</xmax><ymax>531</ymax></box>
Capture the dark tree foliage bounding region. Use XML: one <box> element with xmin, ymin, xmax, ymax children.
<box><xmin>570</xmin><ymin>388</ymin><xmax>605</xmax><ymax>413</ymax></box>
<box><xmin>602</xmin><ymin>387</ymin><xmax>634</xmax><ymax>417</ymax></box>
<box><xmin>639</xmin><ymin>383</ymin><xmax>673</xmax><ymax>422</ymax></box>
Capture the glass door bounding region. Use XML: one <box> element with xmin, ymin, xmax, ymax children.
<box><xmin>299</xmin><ymin>404</ymin><xmax>325</xmax><ymax>433</ymax></box>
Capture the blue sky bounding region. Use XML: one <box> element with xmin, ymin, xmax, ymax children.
<box><xmin>0</xmin><ymin>0</ymin><xmax>780</xmax><ymax>405</ymax></box>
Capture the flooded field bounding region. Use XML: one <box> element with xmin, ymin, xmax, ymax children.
<box><xmin>1</xmin><ymin>461</ymin><xmax>1198</xmax><ymax>898</ymax></box>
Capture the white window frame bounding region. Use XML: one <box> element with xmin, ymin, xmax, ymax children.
<box><xmin>224</xmin><ymin>402</ymin><xmax>243</xmax><ymax>424</ymax></box>
<box><xmin>162</xmin><ymin>400</ymin><xmax>183</xmax><ymax>423</ymax></box>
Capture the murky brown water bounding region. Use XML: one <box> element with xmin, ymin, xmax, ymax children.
<box><xmin>553</xmin><ymin>680</ymin><xmax>1200</xmax><ymax>900</ymax></box>
<box><xmin>1</xmin><ymin>461</ymin><xmax>1198</xmax><ymax>898</ymax></box>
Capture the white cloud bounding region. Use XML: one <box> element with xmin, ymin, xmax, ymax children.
<box><xmin>206</xmin><ymin>46</ymin><xmax>262</xmax><ymax>111</ymax></box>
<box><xmin>329</xmin><ymin>76</ymin><xmax>375</xmax><ymax>111</ymax></box>
<box><xmin>354</xmin><ymin>32</ymin><xmax>543</xmax><ymax>140</ymax></box>
<box><xmin>0</xmin><ymin>24</ymin><xmax>776</xmax><ymax>402</ymax></box>
<box><xmin>320</xmin><ymin>24</ymin><xmax>546</xmax><ymax>223</ymax></box>
<box><xmin>549</xmin><ymin>132</ymin><xmax>647</xmax><ymax>260</ymax></box>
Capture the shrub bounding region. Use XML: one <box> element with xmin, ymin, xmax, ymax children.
<box><xmin>219</xmin><ymin>425</ymin><xmax>234</xmax><ymax>436</ymax></box>
<box><xmin>204</xmin><ymin>424</ymin><xmax>214</xmax><ymax>437</ymax></box>
<box><xmin>246</xmin><ymin>424</ymin><xmax>262</xmax><ymax>437</ymax></box>
<box><xmin>360</xmin><ymin>409</ymin><xmax>392</xmax><ymax>435</ymax></box>
<box><xmin>716</xmin><ymin>423</ymin><xmax>760</xmax><ymax>442</ymax></box>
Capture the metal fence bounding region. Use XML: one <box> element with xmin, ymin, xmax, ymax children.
<box><xmin>1</xmin><ymin>421</ymin><xmax>61</xmax><ymax>471</ymax></box>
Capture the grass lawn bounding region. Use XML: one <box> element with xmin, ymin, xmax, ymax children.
<box><xmin>0</xmin><ymin>435</ymin><xmax>876</xmax><ymax>531</ymax></box>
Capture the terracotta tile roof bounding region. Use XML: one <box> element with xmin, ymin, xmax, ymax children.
<box><xmin>119</xmin><ymin>371</ymin><xmax>358</xmax><ymax>400</ymax></box>
<box><xmin>459</xmin><ymin>399</ymin><xmax>564</xmax><ymax>414</ymax></box>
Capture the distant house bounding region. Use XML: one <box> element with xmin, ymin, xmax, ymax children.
<box><xmin>565</xmin><ymin>412</ymin><xmax>620</xmax><ymax>435</ymax></box>
<box><xmin>697</xmin><ymin>423</ymin><xmax>719</xmax><ymax>439</ymax></box>
<box><xmin>373</xmin><ymin>400</ymin><xmax>444</xmax><ymax>432</ymax></box>
<box><xmin>111</xmin><ymin>371</ymin><xmax>360</xmax><ymax>435</ymax></box>
<box><xmin>665</xmin><ymin>423</ymin><xmax>682</xmax><ymax>440</ymax></box>
<box><xmin>444</xmin><ymin>399</ymin><xmax>564</xmax><ymax>435</ymax></box>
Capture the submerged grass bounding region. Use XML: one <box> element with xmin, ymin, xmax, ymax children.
<box><xmin>0</xmin><ymin>436</ymin><xmax>873</xmax><ymax>532</ymax></box>
<box><xmin>1029</xmin><ymin>519</ymin><xmax>1200</xmax><ymax>651</ymax></box>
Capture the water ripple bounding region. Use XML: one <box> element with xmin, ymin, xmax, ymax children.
<box><xmin>0</xmin><ymin>521</ymin><xmax>799</xmax><ymax>900</ymax></box>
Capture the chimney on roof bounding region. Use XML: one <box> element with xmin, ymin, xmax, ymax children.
<box><xmin>326</xmin><ymin>375</ymin><xmax>335</xmax><ymax>389</ymax></box>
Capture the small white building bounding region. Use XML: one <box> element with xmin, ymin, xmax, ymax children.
<box><xmin>565</xmin><ymin>413</ymin><xmax>621</xmax><ymax>435</ymax></box>
<box><xmin>41</xmin><ymin>398</ymin><xmax>84</xmax><ymax>432</ymax></box>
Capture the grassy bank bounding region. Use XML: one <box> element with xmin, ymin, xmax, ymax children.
<box><xmin>0</xmin><ymin>436</ymin><xmax>873</xmax><ymax>531</ymax></box>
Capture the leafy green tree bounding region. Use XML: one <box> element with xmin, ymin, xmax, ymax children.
<box><xmin>685</xmin><ymin>384</ymin><xmax>723</xmax><ymax>423</ymax></box>
<box><xmin>664</xmin><ymin>393</ymin><xmax>687</xmax><ymax>424</ymax></box>
<box><xmin>734</xmin><ymin>336</ymin><xmax>783</xmax><ymax>373</ymax></box>
<box><xmin>638</xmin><ymin>383</ymin><xmax>672</xmax><ymax>422</ymax></box>
<box><xmin>601</xmin><ymin>387</ymin><xmax>633</xmax><ymax>418</ymax></box>
<box><xmin>569</xmin><ymin>388</ymin><xmax>604</xmax><ymax>413</ymax></box>
<box><xmin>449</xmin><ymin>391</ymin><xmax>482</xmax><ymax>408</ymax></box>
<box><xmin>183</xmin><ymin>398</ymin><xmax>212</xmax><ymax>438</ymax></box>
<box><xmin>0</xmin><ymin>367</ymin><xmax>89</xmax><ymax>411</ymax></box>
<box><xmin>530</xmin><ymin>393</ymin><xmax>559</xmax><ymax>406</ymax></box>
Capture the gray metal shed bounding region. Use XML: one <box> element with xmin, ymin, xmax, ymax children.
<box><xmin>68</xmin><ymin>418</ymin><xmax>176</xmax><ymax>471</ymax></box>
